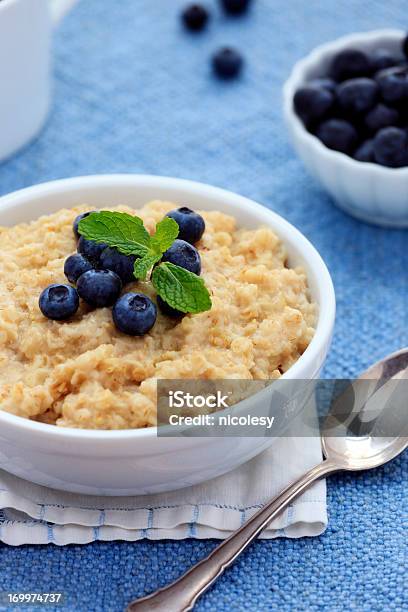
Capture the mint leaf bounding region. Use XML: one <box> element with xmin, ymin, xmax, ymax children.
<box><xmin>133</xmin><ymin>253</ymin><xmax>162</xmax><ymax>281</ymax></box>
<box><xmin>78</xmin><ymin>211</ymin><xmax>152</xmax><ymax>257</ymax></box>
<box><xmin>152</xmin><ymin>262</ymin><xmax>212</xmax><ymax>314</ymax></box>
<box><xmin>151</xmin><ymin>217</ymin><xmax>179</xmax><ymax>253</ymax></box>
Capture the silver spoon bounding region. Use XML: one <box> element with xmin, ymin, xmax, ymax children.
<box><xmin>127</xmin><ymin>348</ymin><xmax>408</xmax><ymax>612</ymax></box>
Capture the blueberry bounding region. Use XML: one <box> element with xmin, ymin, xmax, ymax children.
<box><xmin>212</xmin><ymin>47</ymin><xmax>243</xmax><ymax>79</ymax></box>
<box><xmin>373</xmin><ymin>127</ymin><xmax>408</xmax><ymax>168</ymax></box>
<box><xmin>315</xmin><ymin>119</ymin><xmax>358</xmax><ymax>155</ymax></box>
<box><xmin>354</xmin><ymin>139</ymin><xmax>375</xmax><ymax>163</ymax></box>
<box><xmin>77</xmin><ymin>269</ymin><xmax>122</xmax><ymax>308</ymax></box>
<box><xmin>376</xmin><ymin>66</ymin><xmax>408</xmax><ymax>104</ymax></box>
<box><xmin>364</xmin><ymin>103</ymin><xmax>399</xmax><ymax>134</ymax></box>
<box><xmin>161</xmin><ymin>239</ymin><xmax>201</xmax><ymax>275</ymax></box>
<box><xmin>78</xmin><ymin>236</ymin><xmax>108</xmax><ymax>266</ymax></box>
<box><xmin>293</xmin><ymin>85</ymin><xmax>334</xmax><ymax>126</ymax></box>
<box><xmin>336</xmin><ymin>78</ymin><xmax>378</xmax><ymax>115</ymax></box>
<box><xmin>73</xmin><ymin>211</ymin><xmax>96</xmax><ymax>240</ymax></box>
<box><xmin>403</xmin><ymin>34</ymin><xmax>408</xmax><ymax>59</ymax></box>
<box><xmin>39</xmin><ymin>284</ymin><xmax>79</xmax><ymax>321</ymax></box>
<box><xmin>64</xmin><ymin>253</ymin><xmax>94</xmax><ymax>284</ymax></box>
<box><xmin>330</xmin><ymin>49</ymin><xmax>371</xmax><ymax>81</ymax></box>
<box><xmin>99</xmin><ymin>248</ymin><xmax>137</xmax><ymax>284</ymax></box>
<box><xmin>165</xmin><ymin>207</ymin><xmax>205</xmax><ymax>245</ymax></box>
<box><xmin>309</xmin><ymin>77</ymin><xmax>337</xmax><ymax>93</ymax></box>
<box><xmin>220</xmin><ymin>0</ymin><xmax>251</xmax><ymax>14</ymax></box>
<box><xmin>157</xmin><ymin>295</ymin><xmax>184</xmax><ymax>319</ymax></box>
<box><xmin>113</xmin><ymin>293</ymin><xmax>157</xmax><ymax>336</ymax></box>
<box><xmin>370</xmin><ymin>48</ymin><xmax>399</xmax><ymax>73</ymax></box>
<box><xmin>182</xmin><ymin>4</ymin><xmax>209</xmax><ymax>31</ymax></box>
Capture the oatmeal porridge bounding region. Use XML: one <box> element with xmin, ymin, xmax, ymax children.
<box><xmin>0</xmin><ymin>201</ymin><xmax>315</xmax><ymax>429</ymax></box>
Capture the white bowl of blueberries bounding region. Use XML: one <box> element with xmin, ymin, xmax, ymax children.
<box><xmin>283</xmin><ymin>29</ymin><xmax>408</xmax><ymax>228</ymax></box>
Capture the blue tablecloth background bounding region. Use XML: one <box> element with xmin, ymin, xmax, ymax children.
<box><xmin>0</xmin><ymin>0</ymin><xmax>407</xmax><ymax>610</ymax></box>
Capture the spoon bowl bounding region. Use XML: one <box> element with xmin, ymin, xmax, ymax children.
<box><xmin>322</xmin><ymin>434</ymin><xmax>408</xmax><ymax>472</ymax></box>
<box><xmin>322</xmin><ymin>347</ymin><xmax>408</xmax><ymax>470</ymax></box>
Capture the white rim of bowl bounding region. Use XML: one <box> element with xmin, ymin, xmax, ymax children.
<box><xmin>283</xmin><ymin>28</ymin><xmax>408</xmax><ymax>175</ymax></box>
<box><xmin>0</xmin><ymin>174</ymin><xmax>336</xmax><ymax>440</ymax></box>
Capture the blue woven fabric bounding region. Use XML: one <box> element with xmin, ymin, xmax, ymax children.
<box><xmin>0</xmin><ymin>0</ymin><xmax>407</xmax><ymax>609</ymax></box>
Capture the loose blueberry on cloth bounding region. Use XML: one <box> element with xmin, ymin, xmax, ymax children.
<box><xmin>182</xmin><ymin>4</ymin><xmax>209</xmax><ymax>31</ymax></box>
<box><xmin>212</xmin><ymin>47</ymin><xmax>244</xmax><ymax>78</ymax></box>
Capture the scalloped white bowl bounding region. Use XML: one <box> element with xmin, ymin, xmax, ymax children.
<box><xmin>283</xmin><ymin>29</ymin><xmax>408</xmax><ymax>228</ymax></box>
<box><xmin>0</xmin><ymin>175</ymin><xmax>335</xmax><ymax>495</ymax></box>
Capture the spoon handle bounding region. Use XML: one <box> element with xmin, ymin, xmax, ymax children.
<box><xmin>126</xmin><ymin>459</ymin><xmax>338</xmax><ymax>612</ymax></box>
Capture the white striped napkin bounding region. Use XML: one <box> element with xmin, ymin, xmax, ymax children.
<box><xmin>0</xmin><ymin>434</ymin><xmax>326</xmax><ymax>546</ymax></box>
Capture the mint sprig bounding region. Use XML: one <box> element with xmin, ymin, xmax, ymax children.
<box><xmin>78</xmin><ymin>211</ymin><xmax>212</xmax><ymax>314</ymax></box>
<box><xmin>79</xmin><ymin>213</ymin><xmax>178</xmax><ymax>280</ymax></box>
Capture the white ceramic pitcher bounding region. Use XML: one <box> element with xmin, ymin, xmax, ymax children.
<box><xmin>0</xmin><ymin>0</ymin><xmax>79</xmax><ymax>162</ymax></box>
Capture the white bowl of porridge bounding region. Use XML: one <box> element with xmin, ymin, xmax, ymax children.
<box><xmin>0</xmin><ymin>175</ymin><xmax>335</xmax><ymax>495</ymax></box>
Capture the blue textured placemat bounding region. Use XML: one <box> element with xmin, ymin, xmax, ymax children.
<box><xmin>0</xmin><ymin>0</ymin><xmax>407</xmax><ymax>610</ymax></box>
